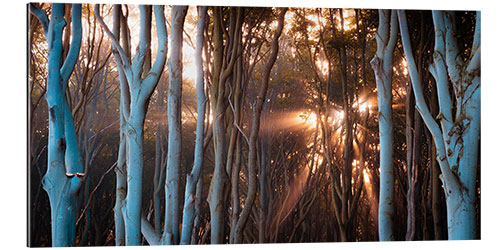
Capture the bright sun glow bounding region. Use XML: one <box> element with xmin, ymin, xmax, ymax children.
<box><xmin>299</xmin><ymin>111</ymin><xmax>318</xmax><ymax>129</ymax></box>
<box><xmin>316</xmin><ymin>60</ymin><xmax>329</xmax><ymax>76</ymax></box>
<box><xmin>358</xmin><ymin>101</ymin><xmax>371</xmax><ymax>112</ymax></box>
<box><xmin>401</xmin><ymin>58</ymin><xmax>408</xmax><ymax>76</ymax></box>
<box><xmin>363</xmin><ymin>168</ymin><xmax>370</xmax><ymax>183</ymax></box>
<box><xmin>336</xmin><ymin>9</ymin><xmax>355</xmax><ymax>32</ymax></box>
<box><xmin>336</xmin><ymin>110</ymin><xmax>344</xmax><ymax>121</ymax></box>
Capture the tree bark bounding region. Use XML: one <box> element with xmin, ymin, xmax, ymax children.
<box><xmin>180</xmin><ymin>6</ymin><xmax>207</xmax><ymax>245</ymax></box>
<box><xmin>30</xmin><ymin>3</ymin><xmax>83</xmax><ymax>246</ymax></box>
<box><xmin>163</xmin><ymin>6</ymin><xmax>188</xmax><ymax>245</ymax></box>
<box><xmin>398</xmin><ymin>10</ymin><xmax>480</xmax><ymax>240</ymax></box>
<box><xmin>371</xmin><ymin>9</ymin><xmax>398</xmax><ymax>241</ymax></box>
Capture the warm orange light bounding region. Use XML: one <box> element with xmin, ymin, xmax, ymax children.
<box><xmin>401</xmin><ymin>58</ymin><xmax>408</xmax><ymax>76</ymax></box>
<box><xmin>298</xmin><ymin>111</ymin><xmax>318</xmax><ymax>129</ymax></box>
<box><xmin>336</xmin><ymin>9</ymin><xmax>355</xmax><ymax>32</ymax></box>
<box><xmin>316</xmin><ymin>60</ymin><xmax>329</xmax><ymax>76</ymax></box>
<box><xmin>363</xmin><ymin>168</ymin><xmax>370</xmax><ymax>183</ymax></box>
<box><xmin>359</xmin><ymin>102</ymin><xmax>368</xmax><ymax>112</ymax></box>
<box><xmin>336</xmin><ymin>110</ymin><xmax>344</xmax><ymax>121</ymax></box>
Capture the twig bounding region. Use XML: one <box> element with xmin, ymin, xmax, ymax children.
<box><xmin>227</xmin><ymin>83</ymin><xmax>250</xmax><ymax>146</ymax></box>
<box><xmin>76</xmin><ymin>161</ymin><xmax>117</xmax><ymax>226</ymax></box>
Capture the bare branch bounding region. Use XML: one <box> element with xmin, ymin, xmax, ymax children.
<box><xmin>94</xmin><ymin>4</ymin><xmax>132</xmax><ymax>77</ymax></box>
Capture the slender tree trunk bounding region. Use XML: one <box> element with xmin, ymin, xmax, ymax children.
<box><xmin>406</xmin><ymin>109</ymin><xmax>423</xmax><ymax>240</ymax></box>
<box><xmin>428</xmin><ymin>83</ymin><xmax>445</xmax><ymax>240</ymax></box>
<box><xmin>96</xmin><ymin>4</ymin><xmax>168</xmax><ymax>245</ymax></box>
<box><xmin>233</xmin><ymin>8</ymin><xmax>286</xmax><ymax>244</ymax></box>
<box><xmin>110</xmin><ymin>4</ymin><xmax>130</xmax><ymax>246</ymax></box>
<box><xmin>258</xmin><ymin>140</ymin><xmax>268</xmax><ymax>243</ymax></box>
<box><xmin>190</xmin><ymin>177</ymin><xmax>204</xmax><ymax>244</ymax></box>
<box><xmin>398</xmin><ymin>10</ymin><xmax>480</xmax><ymax>240</ymax></box>
<box><xmin>180</xmin><ymin>6</ymin><xmax>207</xmax><ymax>245</ymax></box>
<box><xmin>208</xmin><ymin>7</ymin><xmax>240</xmax><ymax>244</ymax></box>
<box><xmin>371</xmin><ymin>9</ymin><xmax>398</xmax><ymax>241</ymax></box>
<box><xmin>163</xmin><ymin>6</ymin><xmax>188</xmax><ymax>245</ymax></box>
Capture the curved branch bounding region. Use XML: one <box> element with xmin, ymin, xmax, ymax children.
<box><xmin>141</xmin><ymin>5</ymin><xmax>169</xmax><ymax>98</ymax></box>
<box><xmin>131</xmin><ymin>5</ymin><xmax>151</xmax><ymax>81</ymax></box>
<box><xmin>385</xmin><ymin>10</ymin><xmax>399</xmax><ymax>62</ymax></box>
<box><xmin>442</xmin><ymin>11</ymin><xmax>464</xmax><ymax>85</ymax></box>
<box><xmin>141</xmin><ymin>214</ymin><xmax>161</xmax><ymax>245</ymax></box>
<box><xmin>29</xmin><ymin>3</ymin><xmax>49</xmax><ymax>36</ymax></box>
<box><xmin>61</xmin><ymin>4</ymin><xmax>82</xmax><ymax>85</ymax></box>
<box><xmin>430</xmin><ymin>11</ymin><xmax>453</xmax><ymax>130</ymax></box>
<box><xmin>94</xmin><ymin>4</ymin><xmax>132</xmax><ymax>76</ymax></box>
<box><xmin>220</xmin><ymin>7</ymin><xmax>242</xmax><ymax>84</ymax></box>
<box><xmin>398</xmin><ymin>10</ymin><xmax>458</xmax><ymax>190</ymax></box>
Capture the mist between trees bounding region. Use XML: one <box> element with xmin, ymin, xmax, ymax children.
<box><xmin>28</xmin><ymin>3</ymin><xmax>480</xmax><ymax>246</ymax></box>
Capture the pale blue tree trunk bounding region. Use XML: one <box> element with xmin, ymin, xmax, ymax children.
<box><xmin>163</xmin><ymin>6</ymin><xmax>188</xmax><ymax>245</ymax></box>
<box><xmin>96</xmin><ymin>4</ymin><xmax>168</xmax><ymax>245</ymax></box>
<box><xmin>371</xmin><ymin>9</ymin><xmax>398</xmax><ymax>241</ymax></box>
<box><xmin>180</xmin><ymin>6</ymin><xmax>208</xmax><ymax>245</ymax></box>
<box><xmin>30</xmin><ymin>3</ymin><xmax>83</xmax><ymax>247</ymax></box>
<box><xmin>398</xmin><ymin>10</ymin><xmax>480</xmax><ymax>240</ymax></box>
<box><xmin>124</xmin><ymin>105</ymin><xmax>147</xmax><ymax>245</ymax></box>
<box><xmin>108</xmin><ymin>4</ymin><xmax>130</xmax><ymax>246</ymax></box>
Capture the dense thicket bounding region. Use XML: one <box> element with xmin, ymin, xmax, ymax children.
<box><xmin>28</xmin><ymin>4</ymin><xmax>480</xmax><ymax>246</ymax></box>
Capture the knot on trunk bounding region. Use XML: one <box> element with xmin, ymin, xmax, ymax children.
<box><xmin>58</xmin><ymin>138</ymin><xmax>66</xmax><ymax>152</ymax></box>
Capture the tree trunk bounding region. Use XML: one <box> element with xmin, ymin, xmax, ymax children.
<box><xmin>109</xmin><ymin>4</ymin><xmax>130</xmax><ymax>246</ymax></box>
<box><xmin>30</xmin><ymin>3</ymin><xmax>83</xmax><ymax>246</ymax></box>
<box><xmin>124</xmin><ymin>107</ymin><xmax>146</xmax><ymax>245</ymax></box>
<box><xmin>371</xmin><ymin>9</ymin><xmax>398</xmax><ymax>241</ymax></box>
<box><xmin>163</xmin><ymin>6</ymin><xmax>188</xmax><ymax>245</ymax></box>
<box><xmin>207</xmin><ymin>7</ymin><xmax>240</xmax><ymax>244</ymax></box>
<box><xmin>233</xmin><ymin>8</ymin><xmax>286</xmax><ymax>244</ymax></box>
<box><xmin>96</xmin><ymin>4</ymin><xmax>168</xmax><ymax>245</ymax></box>
<box><xmin>180</xmin><ymin>6</ymin><xmax>207</xmax><ymax>245</ymax></box>
<box><xmin>398</xmin><ymin>10</ymin><xmax>480</xmax><ymax>240</ymax></box>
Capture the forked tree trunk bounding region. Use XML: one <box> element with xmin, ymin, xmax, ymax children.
<box><xmin>398</xmin><ymin>10</ymin><xmax>480</xmax><ymax>240</ymax></box>
<box><xmin>30</xmin><ymin>3</ymin><xmax>83</xmax><ymax>246</ymax></box>
<box><xmin>95</xmin><ymin>4</ymin><xmax>168</xmax><ymax>245</ymax></box>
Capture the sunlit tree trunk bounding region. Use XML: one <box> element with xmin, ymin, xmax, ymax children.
<box><xmin>258</xmin><ymin>139</ymin><xmax>269</xmax><ymax>243</ymax></box>
<box><xmin>180</xmin><ymin>6</ymin><xmax>208</xmax><ymax>245</ymax></box>
<box><xmin>153</xmin><ymin>79</ymin><xmax>166</xmax><ymax>236</ymax></box>
<box><xmin>398</xmin><ymin>10</ymin><xmax>480</xmax><ymax>240</ymax></box>
<box><xmin>162</xmin><ymin>6</ymin><xmax>188</xmax><ymax>245</ymax></box>
<box><xmin>208</xmin><ymin>7</ymin><xmax>241</xmax><ymax>244</ymax></box>
<box><xmin>371</xmin><ymin>9</ymin><xmax>398</xmax><ymax>241</ymax></box>
<box><xmin>229</xmin><ymin>50</ymin><xmax>244</xmax><ymax>244</ymax></box>
<box><xmin>29</xmin><ymin>3</ymin><xmax>83</xmax><ymax>247</ymax></box>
